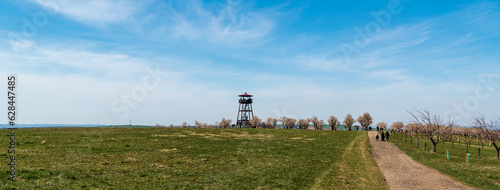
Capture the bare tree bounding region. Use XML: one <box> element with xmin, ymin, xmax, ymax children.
<box><xmin>264</xmin><ymin>118</ymin><xmax>278</xmax><ymax>129</ymax></box>
<box><xmin>286</xmin><ymin>118</ymin><xmax>297</xmax><ymax>129</ymax></box>
<box><xmin>310</xmin><ymin>116</ymin><xmax>324</xmax><ymax>130</ymax></box>
<box><xmin>408</xmin><ymin>109</ymin><xmax>454</xmax><ymax>153</ymax></box>
<box><xmin>390</xmin><ymin>122</ymin><xmax>404</xmax><ymax>131</ymax></box>
<box><xmin>405</xmin><ymin>123</ymin><xmax>424</xmax><ymax>147</ymax></box>
<box><xmin>297</xmin><ymin>119</ymin><xmax>310</xmax><ymax>130</ymax></box>
<box><xmin>413</xmin><ymin>129</ymin><xmax>425</xmax><ymax>148</ymax></box>
<box><xmin>317</xmin><ymin>120</ymin><xmax>325</xmax><ymax>130</ymax></box>
<box><xmin>476</xmin><ymin>127</ymin><xmax>488</xmax><ymax>149</ymax></box>
<box><xmin>450</xmin><ymin>127</ymin><xmax>465</xmax><ymax>148</ymax></box>
<box><xmin>263</xmin><ymin>118</ymin><xmax>271</xmax><ymax>128</ymax></box>
<box><xmin>280</xmin><ymin>116</ymin><xmax>297</xmax><ymax>129</ymax></box>
<box><xmin>472</xmin><ymin>115</ymin><xmax>500</xmax><ymax>157</ymax></box>
<box><xmin>218</xmin><ymin>118</ymin><xmax>232</xmax><ymax>128</ymax></box>
<box><xmin>194</xmin><ymin>121</ymin><xmax>202</xmax><ymax>128</ymax></box>
<box><xmin>461</xmin><ymin>127</ymin><xmax>475</xmax><ymax>153</ymax></box>
<box><xmin>328</xmin><ymin>116</ymin><xmax>339</xmax><ymax>130</ymax></box>
<box><xmin>377</xmin><ymin>122</ymin><xmax>387</xmax><ymax>131</ymax></box>
<box><xmin>344</xmin><ymin>114</ymin><xmax>355</xmax><ymax>131</ymax></box>
<box><xmin>180</xmin><ymin>122</ymin><xmax>189</xmax><ymax>128</ymax></box>
<box><xmin>168</xmin><ymin>124</ymin><xmax>175</xmax><ymax>128</ymax></box>
<box><xmin>404</xmin><ymin>123</ymin><xmax>419</xmax><ymax>132</ymax></box>
<box><xmin>441</xmin><ymin>125</ymin><xmax>455</xmax><ymax>148</ymax></box>
<box><xmin>357</xmin><ymin>113</ymin><xmax>373</xmax><ymax>131</ymax></box>
<box><xmin>279</xmin><ymin>116</ymin><xmax>287</xmax><ymax>129</ymax></box>
<box><xmin>249</xmin><ymin>116</ymin><xmax>262</xmax><ymax>128</ymax></box>
<box><xmin>279</xmin><ymin>116</ymin><xmax>297</xmax><ymax>129</ymax></box>
<box><xmin>270</xmin><ymin>118</ymin><xmax>278</xmax><ymax>129</ymax></box>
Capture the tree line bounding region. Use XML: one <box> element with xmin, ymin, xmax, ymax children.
<box><xmin>165</xmin><ymin>112</ymin><xmax>376</xmax><ymax>131</ymax></box>
<box><xmin>393</xmin><ymin>109</ymin><xmax>500</xmax><ymax>158</ymax></box>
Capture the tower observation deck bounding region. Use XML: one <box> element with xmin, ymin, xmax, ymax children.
<box><xmin>236</xmin><ymin>92</ymin><xmax>253</xmax><ymax>127</ymax></box>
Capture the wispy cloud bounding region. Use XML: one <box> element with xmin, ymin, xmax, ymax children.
<box><xmin>0</xmin><ymin>45</ymin><xmax>151</xmax><ymax>78</ymax></box>
<box><xmin>168</xmin><ymin>0</ymin><xmax>275</xmax><ymax>46</ymax></box>
<box><xmin>29</xmin><ymin>0</ymin><xmax>149</xmax><ymax>26</ymax></box>
<box><xmin>366</xmin><ymin>69</ymin><xmax>410</xmax><ymax>81</ymax></box>
<box><xmin>1</xmin><ymin>0</ymin><xmax>498</xmax><ymax>125</ymax></box>
<box><xmin>294</xmin><ymin>55</ymin><xmax>350</xmax><ymax>72</ymax></box>
<box><xmin>457</xmin><ymin>1</ymin><xmax>500</xmax><ymax>35</ymax></box>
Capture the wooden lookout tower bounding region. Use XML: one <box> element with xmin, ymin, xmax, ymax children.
<box><xmin>236</xmin><ymin>92</ymin><xmax>253</xmax><ymax>127</ymax></box>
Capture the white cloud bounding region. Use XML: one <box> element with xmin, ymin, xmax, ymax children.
<box><xmin>0</xmin><ymin>44</ymin><xmax>154</xmax><ymax>78</ymax></box>
<box><xmin>366</xmin><ymin>69</ymin><xmax>409</xmax><ymax>81</ymax></box>
<box><xmin>37</xmin><ymin>48</ymin><xmax>149</xmax><ymax>75</ymax></box>
<box><xmin>352</xmin><ymin>22</ymin><xmax>431</xmax><ymax>68</ymax></box>
<box><xmin>290</xmin><ymin>21</ymin><xmax>432</xmax><ymax>73</ymax></box>
<box><xmin>294</xmin><ymin>55</ymin><xmax>350</xmax><ymax>72</ymax></box>
<box><xmin>170</xmin><ymin>0</ymin><xmax>275</xmax><ymax>45</ymax></box>
<box><xmin>30</xmin><ymin>0</ymin><xmax>147</xmax><ymax>25</ymax></box>
<box><xmin>9</xmin><ymin>38</ymin><xmax>34</xmax><ymax>52</ymax></box>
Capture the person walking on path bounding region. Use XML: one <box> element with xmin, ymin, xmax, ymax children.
<box><xmin>376</xmin><ymin>134</ymin><xmax>379</xmax><ymax>141</ymax></box>
<box><xmin>385</xmin><ymin>131</ymin><xmax>390</xmax><ymax>142</ymax></box>
<box><xmin>381</xmin><ymin>131</ymin><xmax>385</xmax><ymax>141</ymax></box>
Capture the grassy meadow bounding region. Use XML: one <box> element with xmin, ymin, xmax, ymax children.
<box><xmin>390</xmin><ymin>132</ymin><xmax>500</xmax><ymax>190</ymax></box>
<box><xmin>1</xmin><ymin>127</ymin><xmax>387</xmax><ymax>189</ymax></box>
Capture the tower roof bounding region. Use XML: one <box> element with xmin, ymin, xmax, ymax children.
<box><xmin>238</xmin><ymin>92</ymin><xmax>253</xmax><ymax>97</ymax></box>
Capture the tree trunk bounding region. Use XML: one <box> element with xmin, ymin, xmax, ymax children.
<box><xmin>494</xmin><ymin>143</ymin><xmax>500</xmax><ymax>158</ymax></box>
<box><xmin>430</xmin><ymin>138</ymin><xmax>437</xmax><ymax>153</ymax></box>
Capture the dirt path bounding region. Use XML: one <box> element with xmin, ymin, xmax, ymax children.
<box><xmin>368</xmin><ymin>131</ymin><xmax>477</xmax><ymax>190</ymax></box>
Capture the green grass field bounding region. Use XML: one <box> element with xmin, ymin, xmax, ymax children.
<box><xmin>390</xmin><ymin>132</ymin><xmax>500</xmax><ymax>190</ymax></box>
<box><xmin>1</xmin><ymin>128</ymin><xmax>387</xmax><ymax>189</ymax></box>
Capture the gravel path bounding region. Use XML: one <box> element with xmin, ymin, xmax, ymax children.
<box><xmin>368</xmin><ymin>131</ymin><xmax>478</xmax><ymax>190</ymax></box>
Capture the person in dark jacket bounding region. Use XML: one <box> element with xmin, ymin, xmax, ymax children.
<box><xmin>376</xmin><ymin>134</ymin><xmax>379</xmax><ymax>141</ymax></box>
<box><xmin>381</xmin><ymin>131</ymin><xmax>385</xmax><ymax>141</ymax></box>
<box><xmin>385</xmin><ymin>131</ymin><xmax>390</xmax><ymax>142</ymax></box>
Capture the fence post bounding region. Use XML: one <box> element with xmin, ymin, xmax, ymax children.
<box><xmin>424</xmin><ymin>142</ymin><xmax>427</xmax><ymax>151</ymax></box>
<box><xmin>446</xmin><ymin>149</ymin><xmax>449</xmax><ymax>160</ymax></box>
<box><xmin>478</xmin><ymin>148</ymin><xmax>480</xmax><ymax>157</ymax></box>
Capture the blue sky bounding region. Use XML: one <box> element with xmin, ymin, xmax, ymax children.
<box><xmin>1</xmin><ymin>0</ymin><xmax>499</xmax><ymax>126</ymax></box>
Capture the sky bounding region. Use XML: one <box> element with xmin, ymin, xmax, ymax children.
<box><xmin>0</xmin><ymin>0</ymin><xmax>499</xmax><ymax>126</ymax></box>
